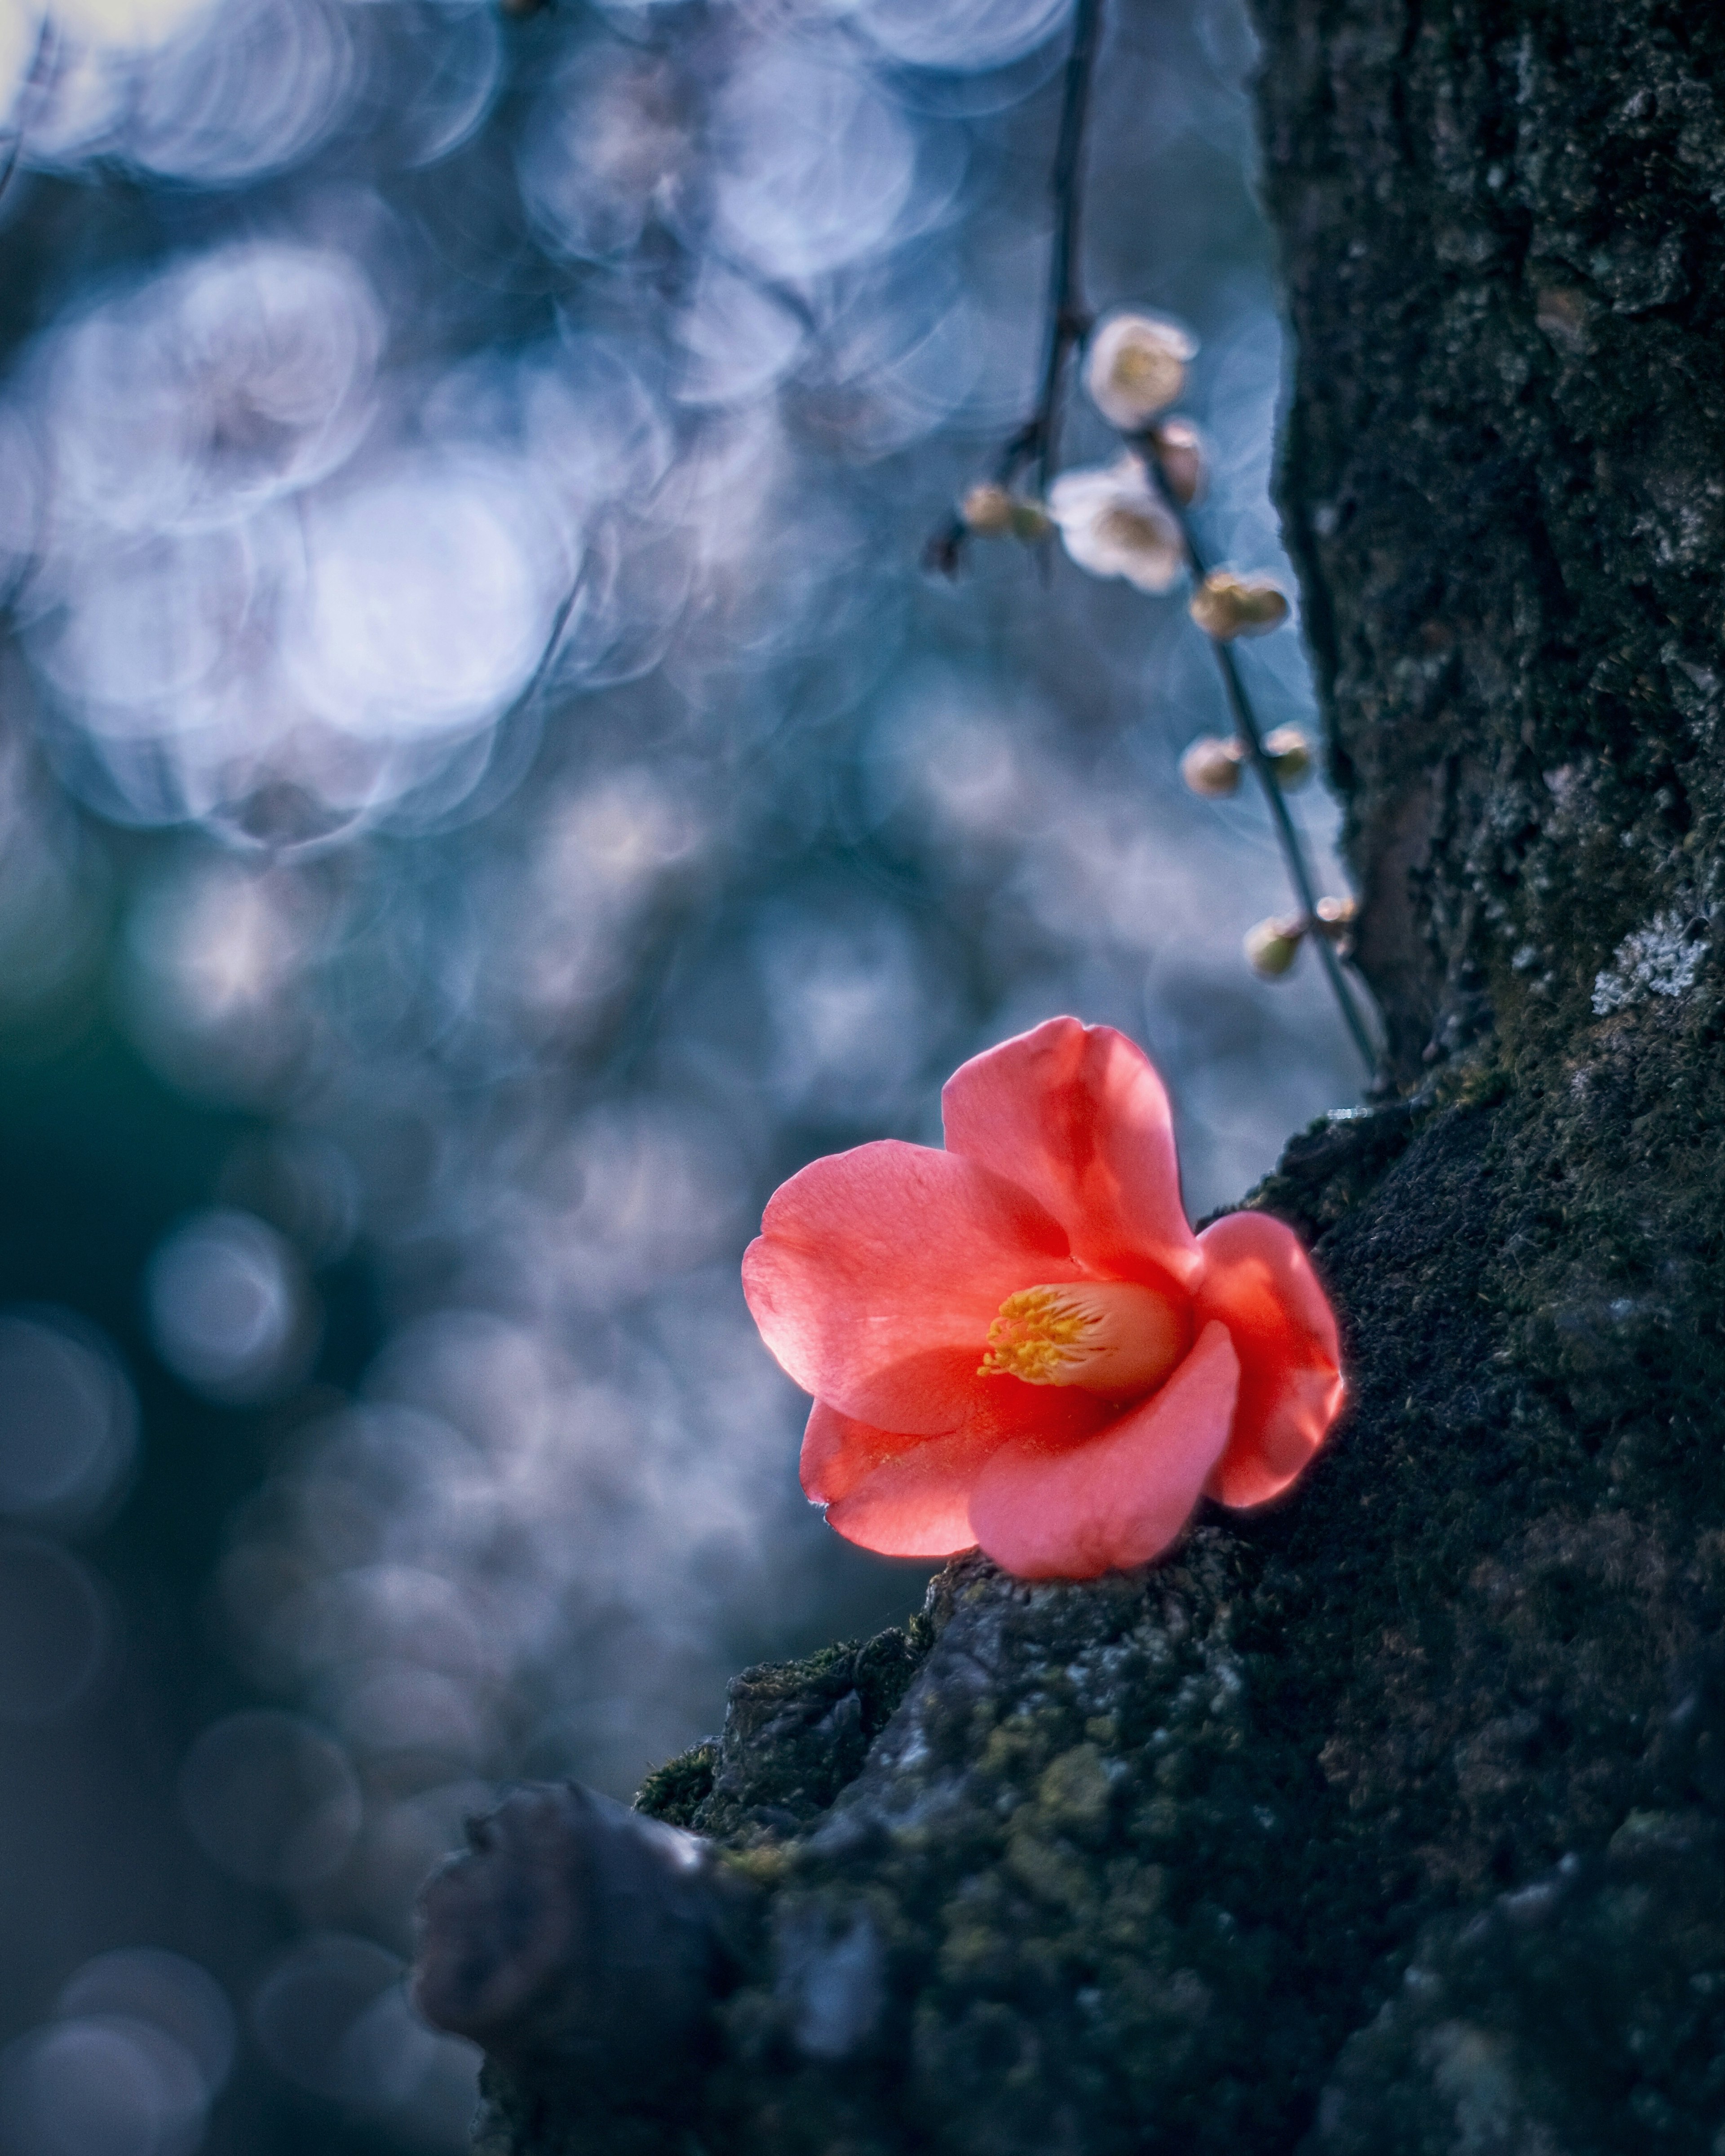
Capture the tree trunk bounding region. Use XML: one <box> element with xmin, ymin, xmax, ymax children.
<box><xmin>418</xmin><ymin>3</ymin><xmax>1725</xmax><ymax>2148</ymax></box>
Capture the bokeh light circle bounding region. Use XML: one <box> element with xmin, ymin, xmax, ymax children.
<box><xmin>144</xmin><ymin>1209</ymin><xmax>317</xmax><ymax>1403</ymax></box>
<box><xmin>177</xmin><ymin>1710</ymin><xmax>362</xmax><ymax>1887</ymax></box>
<box><xmin>56</xmin><ymin>1951</ymin><xmax>236</xmax><ymax>2101</ymax></box>
<box><xmin>848</xmin><ymin>0</ymin><xmax>1071</xmax><ymax>71</ymax></box>
<box><xmin>251</xmin><ymin>1934</ymin><xmax>435</xmax><ymax>2104</ymax></box>
<box><xmin>0</xmin><ymin>2015</ymin><xmax>208</xmax><ymax>2156</ymax></box>
<box><xmin>0</xmin><ymin>1311</ymin><xmax>137</xmax><ymax>1530</ymax></box>
<box><xmin>708</xmin><ymin>45</ymin><xmax>917</xmax><ymax>281</ymax></box>
<box><xmin>0</xmin><ymin>1536</ymin><xmax>110</xmax><ymax>1723</ymax></box>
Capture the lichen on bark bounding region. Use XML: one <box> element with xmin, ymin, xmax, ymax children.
<box><xmin>429</xmin><ymin>2</ymin><xmax>1725</xmax><ymax>2149</ymax></box>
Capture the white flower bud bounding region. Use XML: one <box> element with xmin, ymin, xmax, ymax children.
<box><xmin>1047</xmin><ymin>456</ymin><xmax>1185</xmax><ymax>594</ymax></box>
<box><xmin>1148</xmin><ymin>418</ymin><xmax>1206</xmax><ymax>506</ymax></box>
<box><xmin>960</xmin><ymin>484</ymin><xmax>1053</xmax><ymax>545</ymax></box>
<box><xmin>1263</xmin><ymin>725</ymin><xmax>1314</xmax><ymax>786</ymax></box>
<box><xmin>1189</xmin><ymin>570</ymin><xmax>1290</xmax><ymax>642</ymax></box>
<box><xmin>1314</xmin><ymin>895</ymin><xmax>1358</xmax><ymax>954</ymax></box>
<box><xmin>1180</xmin><ymin>736</ymin><xmax>1246</xmax><ymax>798</ymax></box>
<box><xmin>1084</xmin><ymin>312</ymin><xmax>1197</xmax><ymax>431</ymax></box>
<box><xmin>960</xmin><ymin>483</ymin><xmax>1016</xmax><ymax>537</ymax></box>
<box><xmin>1244</xmin><ymin>915</ymin><xmax>1306</xmax><ymax>979</ymax></box>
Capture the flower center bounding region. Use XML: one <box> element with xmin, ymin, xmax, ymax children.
<box><xmin>978</xmin><ymin>1281</ymin><xmax>1191</xmax><ymax>1397</ymax></box>
<box><xmin>1111</xmin><ymin>345</ymin><xmax>1175</xmax><ymax>393</ymax></box>
<box><xmin>1096</xmin><ymin>505</ymin><xmax>1169</xmax><ymax>554</ymax></box>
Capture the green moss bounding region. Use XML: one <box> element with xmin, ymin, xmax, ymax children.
<box><xmin>634</xmin><ymin>1739</ymin><xmax>717</xmax><ymax>1828</ymax></box>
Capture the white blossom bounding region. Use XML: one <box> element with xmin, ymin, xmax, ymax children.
<box><xmin>1047</xmin><ymin>456</ymin><xmax>1184</xmax><ymax>593</ymax></box>
<box><xmin>1084</xmin><ymin>311</ymin><xmax>1197</xmax><ymax>430</ymax></box>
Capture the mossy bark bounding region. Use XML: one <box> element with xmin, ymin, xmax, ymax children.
<box><xmin>466</xmin><ymin>2</ymin><xmax>1725</xmax><ymax>2148</ymax></box>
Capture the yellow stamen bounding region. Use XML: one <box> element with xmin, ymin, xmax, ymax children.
<box><xmin>1110</xmin><ymin>346</ymin><xmax>1183</xmax><ymax>401</ymax></box>
<box><xmin>978</xmin><ymin>1281</ymin><xmax>1190</xmax><ymax>1398</ymax></box>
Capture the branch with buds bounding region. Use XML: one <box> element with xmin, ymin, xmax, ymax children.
<box><xmin>928</xmin><ymin>0</ymin><xmax>1377</xmax><ymax>1080</ymax></box>
<box><xmin>924</xmin><ymin>0</ymin><xmax>1104</xmax><ymax>575</ymax></box>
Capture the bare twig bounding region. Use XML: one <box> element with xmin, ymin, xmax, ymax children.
<box><xmin>0</xmin><ymin>17</ymin><xmax>55</xmax><ymax>219</ymax></box>
<box><xmin>925</xmin><ymin>0</ymin><xmax>1104</xmax><ymax>575</ymax></box>
<box><xmin>1024</xmin><ymin>0</ymin><xmax>1101</xmax><ymax>499</ymax></box>
<box><xmin>1147</xmin><ymin>459</ymin><xmax>1378</xmax><ymax>1077</ymax></box>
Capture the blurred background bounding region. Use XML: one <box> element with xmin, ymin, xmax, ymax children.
<box><xmin>0</xmin><ymin>0</ymin><xmax>1360</xmax><ymax>2147</ymax></box>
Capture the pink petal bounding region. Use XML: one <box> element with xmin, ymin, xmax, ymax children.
<box><xmin>743</xmin><ymin>1140</ymin><xmax>1075</xmax><ymax>1435</ymax></box>
<box><xmin>941</xmin><ymin>1018</ymin><xmax>1201</xmax><ymax>1291</ymax></box>
<box><xmin>803</xmin><ymin>1383</ymin><xmax>1115</xmax><ymax>1536</ymax></box>
<box><xmin>966</xmin><ymin>1321</ymin><xmax>1239</xmax><ymax>1580</ymax></box>
<box><xmin>820</xmin><ymin>1421</ymin><xmax>1000</xmax><ymax>1559</ymax></box>
<box><xmin>1194</xmin><ymin>1209</ymin><xmax>1344</xmax><ymax>1508</ymax></box>
<box><xmin>801</xmin><ymin>1397</ymin><xmax>912</xmax><ymax>1507</ymax></box>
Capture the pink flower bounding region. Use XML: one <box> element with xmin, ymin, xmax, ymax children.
<box><xmin>742</xmin><ymin>1018</ymin><xmax>1344</xmax><ymax>1581</ymax></box>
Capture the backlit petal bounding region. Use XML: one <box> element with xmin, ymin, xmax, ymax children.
<box><xmin>966</xmin><ymin>1321</ymin><xmax>1238</xmax><ymax>1579</ymax></box>
<box><xmin>802</xmin><ymin>1382</ymin><xmax>1114</xmax><ymax>1511</ymax></box>
<box><xmin>743</xmin><ymin>1139</ymin><xmax>1075</xmax><ymax>1435</ymax></box>
<box><xmin>1194</xmin><ymin>1209</ymin><xmax>1344</xmax><ymax>1507</ymax></box>
<box><xmin>941</xmin><ymin>1018</ymin><xmax>1200</xmax><ymax>1290</ymax></box>
<box><xmin>801</xmin><ymin>1397</ymin><xmax>912</xmax><ymax>1507</ymax></box>
<box><xmin>817</xmin><ymin>1418</ymin><xmax>999</xmax><ymax>1558</ymax></box>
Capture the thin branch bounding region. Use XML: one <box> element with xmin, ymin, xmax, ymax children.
<box><xmin>1150</xmin><ymin>468</ymin><xmax>1379</xmax><ymax>1077</ymax></box>
<box><xmin>0</xmin><ymin>17</ymin><xmax>55</xmax><ymax>219</ymax></box>
<box><xmin>920</xmin><ymin>0</ymin><xmax>1378</xmax><ymax>1082</ymax></box>
<box><xmin>1025</xmin><ymin>0</ymin><xmax>1102</xmax><ymax>499</ymax></box>
<box><xmin>925</xmin><ymin>0</ymin><xmax>1104</xmax><ymax>575</ymax></box>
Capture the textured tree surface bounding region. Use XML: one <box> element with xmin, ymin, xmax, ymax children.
<box><xmin>433</xmin><ymin>1</ymin><xmax>1725</xmax><ymax>2147</ymax></box>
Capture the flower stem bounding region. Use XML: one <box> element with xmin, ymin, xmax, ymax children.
<box><xmin>1026</xmin><ymin>0</ymin><xmax>1103</xmax><ymax>500</ymax></box>
<box><xmin>1154</xmin><ymin>478</ymin><xmax>1379</xmax><ymax>1078</ymax></box>
<box><xmin>924</xmin><ymin>0</ymin><xmax>1104</xmax><ymax>573</ymax></box>
<box><xmin>0</xmin><ymin>19</ymin><xmax>54</xmax><ymax>216</ymax></box>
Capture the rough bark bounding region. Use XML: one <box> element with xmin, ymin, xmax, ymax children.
<box><xmin>416</xmin><ymin>2</ymin><xmax>1725</xmax><ymax>2148</ymax></box>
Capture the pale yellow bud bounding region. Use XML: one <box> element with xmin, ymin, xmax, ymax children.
<box><xmin>961</xmin><ymin>485</ymin><xmax>1052</xmax><ymax>545</ymax></box>
<box><xmin>1314</xmin><ymin>895</ymin><xmax>1358</xmax><ymax>955</ymax></box>
<box><xmin>1244</xmin><ymin>915</ymin><xmax>1306</xmax><ymax>979</ymax></box>
<box><xmin>961</xmin><ymin>482</ymin><xmax>1016</xmax><ymax>537</ymax></box>
<box><xmin>1190</xmin><ymin>571</ymin><xmax>1291</xmax><ymax>642</ymax></box>
<box><xmin>1263</xmin><ymin>725</ymin><xmax>1314</xmax><ymax>787</ymax></box>
<box><xmin>1180</xmin><ymin>736</ymin><xmax>1246</xmax><ymax>798</ymax></box>
<box><xmin>1148</xmin><ymin>418</ymin><xmax>1206</xmax><ymax>506</ymax></box>
<box><xmin>1008</xmin><ymin>497</ymin><xmax>1052</xmax><ymax>543</ymax></box>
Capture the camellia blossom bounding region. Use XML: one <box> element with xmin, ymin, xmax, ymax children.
<box><xmin>742</xmin><ymin>1017</ymin><xmax>1344</xmax><ymax>1580</ymax></box>
<box><xmin>1047</xmin><ymin>455</ymin><xmax>1184</xmax><ymax>593</ymax></box>
<box><xmin>1084</xmin><ymin>310</ymin><xmax>1197</xmax><ymax>430</ymax></box>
